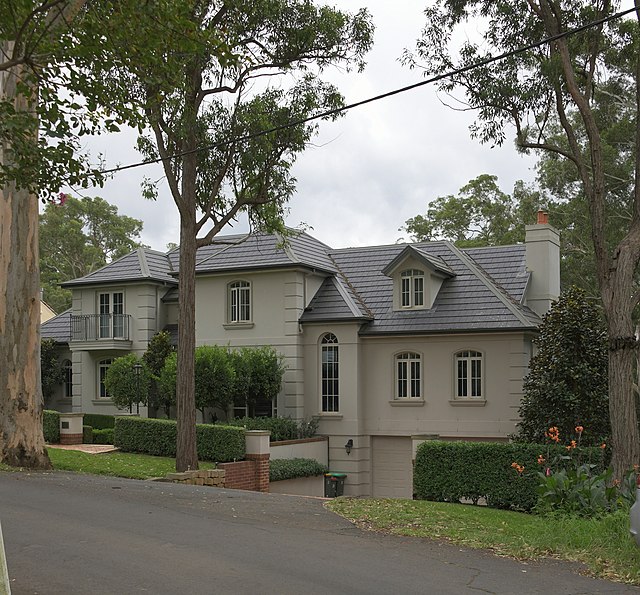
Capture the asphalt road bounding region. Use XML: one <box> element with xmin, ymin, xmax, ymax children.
<box><xmin>0</xmin><ymin>471</ymin><xmax>638</xmax><ymax>595</ymax></box>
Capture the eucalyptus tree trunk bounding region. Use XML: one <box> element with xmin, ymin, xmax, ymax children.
<box><xmin>0</xmin><ymin>41</ymin><xmax>51</xmax><ymax>469</ymax></box>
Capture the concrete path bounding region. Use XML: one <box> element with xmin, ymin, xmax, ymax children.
<box><xmin>48</xmin><ymin>444</ymin><xmax>118</xmax><ymax>454</ymax></box>
<box><xmin>0</xmin><ymin>471</ymin><xmax>638</xmax><ymax>595</ymax></box>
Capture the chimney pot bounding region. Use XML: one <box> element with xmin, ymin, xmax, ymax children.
<box><xmin>537</xmin><ymin>210</ymin><xmax>549</xmax><ymax>225</ymax></box>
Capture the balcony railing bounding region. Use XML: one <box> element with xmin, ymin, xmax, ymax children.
<box><xmin>70</xmin><ymin>314</ymin><xmax>131</xmax><ymax>341</ymax></box>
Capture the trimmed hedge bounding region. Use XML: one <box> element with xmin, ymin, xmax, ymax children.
<box><xmin>222</xmin><ymin>417</ymin><xmax>298</xmax><ymax>442</ymax></box>
<box><xmin>82</xmin><ymin>425</ymin><xmax>93</xmax><ymax>444</ymax></box>
<box><xmin>43</xmin><ymin>410</ymin><xmax>60</xmax><ymax>443</ymax></box>
<box><xmin>92</xmin><ymin>428</ymin><xmax>115</xmax><ymax>445</ymax></box>
<box><xmin>83</xmin><ymin>414</ymin><xmax>115</xmax><ymax>430</ymax></box>
<box><xmin>269</xmin><ymin>458</ymin><xmax>328</xmax><ymax>483</ymax></box>
<box><xmin>413</xmin><ymin>441</ymin><xmax>607</xmax><ymax>512</ymax></box>
<box><xmin>114</xmin><ymin>417</ymin><xmax>245</xmax><ymax>462</ymax></box>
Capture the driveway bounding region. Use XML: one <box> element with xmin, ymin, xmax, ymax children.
<box><xmin>0</xmin><ymin>471</ymin><xmax>637</xmax><ymax>594</ymax></box>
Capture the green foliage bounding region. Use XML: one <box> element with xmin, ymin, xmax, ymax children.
<box><xmin>195</xmin><ymin>345</ymin><xmax>236</xmax><ymax>414</ymax></box>
<box><xmin>142</xmin><ymin>331</ymin><xmax>174</xmax><ymax>413</ymax></box>
<box><xmin>114</xmin><ymin>417</ymin><xmax>245</xmax><ymax>462</ymax></box>
<box><xmin>157</xmin><ymin>351</ymin><xmax>178</xmax><ymax>417</ymax></box>
<box><xmin>297</xmin><ymin>416</ymin><xmax>320</xmax><ymax>439</ymax></box>
<box><xmin>103</xmin><ymin>354</ymin><xmax>151</xmax><ymax>411</ymax></box>
<box><xmin>413</xmin><ymin>441</ymin><xmax>606</xmax><ymax>512</ymax></box>
<box><xmin>222</xmin><ymin>417</ymin><xmax>299</xmax><ymax>442</ymax></box>
<box><xmin>91</xmin><ymin>428</ymin><xmax>115</xmax><ymax>445</ymax></box>
<box><xmin>42</xmin><ymin>410</ymin><xmax>60</xmax><ymax>443</ymax></box>
<box><xmin>40</xmin><ymin>338</ymin><xmax>64</xmax><ymax>404</ymax></box>
<box><xmin>82</xmin><ymin>425</ymin><xmax>93</xmax><ymax>444</ymax></box>
<box><xmin>39</xmin><ymin>196</ymin><xmax>144</xmax><ymax>312</ymax></box>
<box><xmin>82</xmin><ymin>414</ymin><xmax>115</xmax><ymax>430</ymax></box>
<box><xmin>269</xmin><ymin>458</ymin><xmax>327</xmax><ymax>482</ymax></box>
<box><xmin>516</xmin><ymin>287</ymin><xmax>609</xmax><ymax>446</ymax></box>
<box><xmin>231</xmin><ymin>346</ymin><xmax>286</xmax><ymax>409</ymax></box>
<box><xmin>404</xmin><ymin>175</ymin><xmax>539</xmax><ymax>246</ymax></box>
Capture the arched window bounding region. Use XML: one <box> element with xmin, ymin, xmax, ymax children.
<box><xmin>98</xmin><ymin>358</ymin><xmax>113</xmax><ymax>399</ymax></box>
<box><xmin>228</xmin><ymin>280</ymin><xmax>251</xmax><ymax>323</ymax></box>
<box><xmin>62</xmin><ymin>359</ymin><xmax>72</xmax><ymax>398</ymax></box>
<box><xmin>321</xmin><ymin>333</ymin><xmax>339</xmax><ymax>412</ymax></box>
<box><xmin>455</xmin><ymin>350</ymin><xmax>483</xmax><ymax>398</ymax></box>
<box><xmin>395</xmin><ymin>352</ymin><xmax>421</xmax><ymax>399</ymax></box>
<box><xmin>400</xmin><ymin>269</ymin><xmax>424</xmax><ymax>308</ymax></box>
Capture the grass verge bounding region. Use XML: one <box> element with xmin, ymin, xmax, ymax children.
<box><xmin>326</xmin><ymin>498</ymin><xmax>640</xmax><ymax>585</ymax></box>
<box><xmin>46</xmin><ymin>447</ymin><xmax>215</xmax><ymax>480</ymax></box>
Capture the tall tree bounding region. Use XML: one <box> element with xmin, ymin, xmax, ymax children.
<box><xmin>40</xmin><ymin>195</ymin><xmax>144</xmax><ymax>312</ymax></box>
<box><xmin>407</xmin><ymin>0</ymin><xmax>640</xmax><ymax>478</ymax></box>
<box><xmin>86</xmin><ymin>0</ymin><xmax>373</xmax><ymax>471</ymax></box>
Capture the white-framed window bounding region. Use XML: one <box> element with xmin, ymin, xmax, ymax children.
<box><xmin>455</xmin><ymin>350</ymin><xmax>483</xmax><ymax>398</ymax></box>
<box><xmin>98</xmin><ymin>358</ymin><xmax>113</xmax><ymax>399</ymax></box>
<box><xmin>321</xmin><ymin>333</ymin><xmax>339</xmax><ymax>412</ymax></box>
<box><xmin>228</xmin><ymin>281</ymin><xmax>251</xmax><ymax>323</ymax></box>
<box><xmin>62</xmin><ymin>359</ymin><xmax>73</xmax><ymax>398</ymax></box>
<box><xmin>98</xmin><ymin>291</ymin><xmax>125</xmax><ymax>338</ymax></box>
<box><xmin>400</xmin><ymin>269</ymin><xmax>424</xmax><ymax>308</ymax></box>
<box><xmin>396</xmin><ymin>352</ymin><xmax>422</xmax><ymax>399</ymax></box>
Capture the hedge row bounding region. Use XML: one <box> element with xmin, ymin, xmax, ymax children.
<box><xmin>114</xmin><ymin>417</ymin><xmax>245</xmax><ymax>462</ymax></box>
<box><xmin>269</xmin><ymin>458</ymin><xmax>328</xmax><ymax>483</ymax></box>
<box><xmin>221</xmin><ymin>417</ymin><xmax>298</xmax><ymax>442</ymax></box>
<box><xmin>413</xmin><ymin>441</ymin><xmax>607</xmax><ymax>512</ymax></box>
<box><xmin>92</xmin><ymin>428</ymin><xmax>115</xmax><ymax>444</ymax></box>
<box><xmin>43</xmin><ymin>410</ymin><xmax>60</xmax><ymax>443</ymax></box>
<box><xmin>83</xmin><ymin>414</ymin><xmax>115</xmax><ymax>430</ymax></box>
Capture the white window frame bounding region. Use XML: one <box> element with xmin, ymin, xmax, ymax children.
<box><xmin>455</xmin><ymin>350</ymin><xmax>483</xmax><ymax>399</ymax></box>
<box><xmin>62</xmin><ymin>359</ymin><xmax>73</xmax><ymax>398</ymax></box>
<box><xmin>320</xmin><ymin>333</ymin><xmax>339</xmax><ymax>412</ymax></box>
<box><xmin>395</xmin><ymin>351</ymin><xmax>422</xmax><ymax>399</ymax></box>
<box><xmin>228</xmin><ymin>280</ymin><xmax>251</xmax><ymax>323</ymax></box>
<box><xmin>98</xmin><ymin>291</ymin><xmax>125</xmax><ymax>338</ymax></box>
<box><xmin>97</xmin><ymin>358</ymin><xmax>113</xmax><ymax>399</ymax></box>
<box><xmin>400</xmin><ymin>270</ymin><xmax>425</xmax><ymax>308</ymax></box>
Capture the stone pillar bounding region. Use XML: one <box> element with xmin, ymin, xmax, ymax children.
<box><xmin>245</xmin><ymin>430</ymin><xmax>270</xmax><ymax>493</ymax></box>
<box><xmin>59</xmin><ymin>412</ymin><xmax>84</xmax><ymax>444</ymax></box>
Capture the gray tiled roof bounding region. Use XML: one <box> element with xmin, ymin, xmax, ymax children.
<box><xmin>61</xmin><ymin>248</ymin><xmax>176</xmax><ymax>288</ymax></box>
<box><xmin>311</xmin><ymin>241</ymin><xmax>540</xmax><ymax>335</ymax></box>
<box><xmin>40</xmin><ymin>309</ymin><xmax>71</xmax><ymax>343</ymax></box>
<box><xmin>300</xmin><ymin>276</ymin><xmax>372</xmax><ymax>322</ymax></box>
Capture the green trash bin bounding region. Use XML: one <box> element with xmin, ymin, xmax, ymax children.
<box><xmin>324</xmin><ymin>472</ymin><xmax>347</xmax><ymax>498</ymax></box>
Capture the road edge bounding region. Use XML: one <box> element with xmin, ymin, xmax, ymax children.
<box><xmin>0</xmin><ymin>520</ymin><xmax>10</xmax><ymax>595</ymax></box>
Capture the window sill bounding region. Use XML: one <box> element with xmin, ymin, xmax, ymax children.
<box><xmin>449</xmin><ymin>399</ymin><xmax>487</xmax><ymax>407</ymax></box>
<box><xmin>317</xmin><ymin>413</ymin><xmax>343</xmax><ymax>419</ymax></box>
<box><xmin>223</xmin><ymin>322</ymin><xmax>254</xmax><ymax>330</ymax></box>
<box><xmin>91</xmin><ymin>399</ymin><xmax>115</xmax><ymax>406</ymax></box>
<box><xmin>389</xmin><ymin>399</ymin><xmax>425</xmax><ymax>407</ymax></box>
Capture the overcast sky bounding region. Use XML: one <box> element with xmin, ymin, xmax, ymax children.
<box><xmin>77</xmin><ymin>1</ymin><xmax>540</xmax><ymax>253</ymax></box>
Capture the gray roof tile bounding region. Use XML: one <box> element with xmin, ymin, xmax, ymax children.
<box><xmin>40</xmin><ymin>309</ymin><xmax>71</xmax><ymax>343</ymax></box>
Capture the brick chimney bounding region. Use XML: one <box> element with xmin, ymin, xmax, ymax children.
<box><xmin>525</xmin><ymin>211</ymin><xmax>560</xmax><ymax>317</ymax></box>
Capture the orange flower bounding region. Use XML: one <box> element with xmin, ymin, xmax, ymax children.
<box><xmin>537</xmin><ymin>455</ymin><xmax>545</xmax><ymax>465</ymax></box>
<box><xmin>511</xmin><ymin>462</ymin><xmax>524</xmax><ymax>474</ymax></box>
<box><xmin>545</xmin><ymin>426</ymin><xmax>561</xmax><ymax>443</ymax></box>
<box><xmin>575</xmin><ymin>425</ymin><xmax>584</xmax><ymax>434</ymax></box>
<box><xmin>566</xmin><ymin>440</ymin><xmax>577</xmax><ymax>451</ymax></box>
<box><xmin>600</xmin><ymin>443</ymin><xmax>606</xmax><ymax>449</ymax></box>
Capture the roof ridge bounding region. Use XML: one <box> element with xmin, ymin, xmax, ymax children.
<box><xmin>445</xmin><ymin>241</ymin><xmax>538</xmax><ymax>327</ymax></box>
<box><xmin>328</xmin><ymin>255</ymin><xmax>375</xmax><ymax>318</ymax></box>
<box><xmin>137</xmin><ymin>247</ymin><xmax>151</xmax><ymax>277</ymax></box>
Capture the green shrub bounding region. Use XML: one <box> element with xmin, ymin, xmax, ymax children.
<box><xmin>82</xmin><ymin>425</ymin><xmax>93</xmax><ymax>444</ymax></box>
<box><xmin>92</xmin><ymin>428</ymin><xmax>115</xmax><ymax>445</ymax></box>
<box><xmin>270</xmin><ymin>458</ymin><xmax>327</xmax><ymax>482</ymax></box>
<box><xmin>43</xmin><ymin>410</ymin><xmax>60</xmax><ymax>443</ymax></box>
<box><xmin>83</xmin><ymin>414</ymin><xmax>115</xmax><ymax>430</ymax></box>
<box><xmin>114</xmin><ymin>417</ymin><xmax>245</xmax><ymax>462</ymax></box>
<box><xmin>222</xmin><ymin>417</ymin><xmax>298</xmax><ymax>442</ymax></box>
<box><xmin>413</xmin><ymin>441</ymin><xmax>607</xmax><ymax>512</ymax></box>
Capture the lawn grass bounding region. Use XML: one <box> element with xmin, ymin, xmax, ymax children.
<box><xmin>46</xmin><ymin>447</ymin><xmax>215</xmax><ymax>480</ymax></box>
<box><xmin>326</xmin><ymin>497</ymin><xmax>640</xmax><ymax>585</ymax></box>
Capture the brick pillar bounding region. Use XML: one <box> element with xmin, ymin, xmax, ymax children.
<box><xmin>245</xmin><ymin>430</ymin><xmax>270</xmax><ymax>492</ymax></box>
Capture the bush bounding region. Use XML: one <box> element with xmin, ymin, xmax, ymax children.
<box><xmin>92</xmin><ymin>428</ymin><xmax>115</xmax><ymax>444</ymax></box>
<box><xmin>413</xmin><ymin>441</ymin><xmax>607</xmax><ymax>512</ymax></box>
<box><xmin>43</xmin><ymin>410</ymin><xmax>60</xmax><ymax>443</ymax></box>
<box><xmin>222</xmin><ymin>417</ymin><xmax>298</xmax><ymax>442</ymax></box>
<box><xmin>270</xmin><ymin>458</ymin><xmax>327</xmax><ymax>482</ymax></box>
<box><xmin>114</xmin><ymin>417</ymin><xmax>245</xmax><ymax>462</ymax></box>
<box><xmin>83</xmin><ymin>425</ymin><xmax>93</xmax><ymax>444</ymax></box>
<box><xmin>83</xmin><ymin>414</ymin><xmax>115</xmax><ymax>430</ymax></box>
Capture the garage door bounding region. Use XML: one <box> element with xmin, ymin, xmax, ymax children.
<box><xmin>371</xmin><ymin>436</ymin><xmax>413</xmax><ymax>498</ymax></box>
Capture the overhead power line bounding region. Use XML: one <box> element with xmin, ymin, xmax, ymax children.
<box><xmin>101</xmin><ymin>5</ymin><xmax>638</xmax><ymax>177</ymax></box>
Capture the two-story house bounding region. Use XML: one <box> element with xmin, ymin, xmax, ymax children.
<box><xmin>42</xmin><ymin>213</ymin><xmax>560</xmax><ymax>497</ymax></box>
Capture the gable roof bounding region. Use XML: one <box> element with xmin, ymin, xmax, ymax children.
<box><xmin>381</xmin><ymin>244</ymin><xmax>456</xmax><ymax>278</ymax></box>
<box><xmin>40</xmin><ymin>309</ymin><xmax>72</xmax><ymax>343</ymax></box>
<box><xmin>61</xmin><ymin>248</ymin><xmax>176</xmax><ymax>288</ymax></box>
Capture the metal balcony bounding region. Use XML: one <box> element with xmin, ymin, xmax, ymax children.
<box><xmin>70</xmin><ymin>314</ymin><xmax>131</xmax><ymax>342</ymax></box>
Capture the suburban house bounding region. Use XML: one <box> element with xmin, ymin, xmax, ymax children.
<box><xmin>41</xmin><ymin>212</ymin><xmax>560</xmax><ymax>497</ymax></box>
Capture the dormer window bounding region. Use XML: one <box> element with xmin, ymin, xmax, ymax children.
<box><xmin>400</xmin><ymin>269</ymin><xmax>424</xmax><ymax>308</ymax></box>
